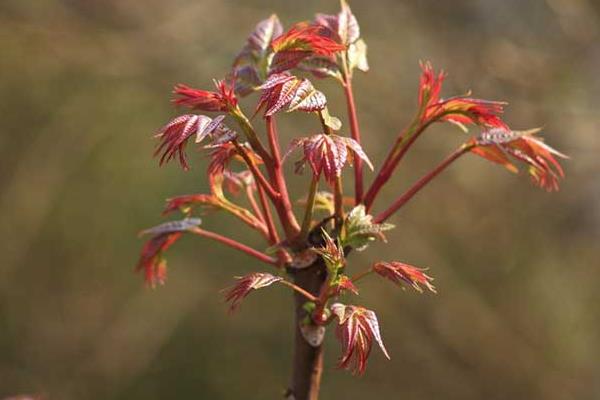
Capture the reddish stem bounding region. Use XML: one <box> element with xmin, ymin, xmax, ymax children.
<box><xmin>374</xmin><ymin>145</ymin><xmax>470</xmax><ymax>223</ymax></box>
<box><xmin>279</xmin><ymin>280</ymin><xmax>319</xmax><ymax>302</ymax></box>
<box><xmin>231</xmin><ymin>107</ymin><xmax>273</xmax><ymax>165</ymax></box>
<box><xmin>334</xmin><ymin>176</ymin><xmax>344</xmax><ymax>220</ymax></box>
<box><xmin>245</xmin><ymin>186</ymin><xmax>265</xmax><ymax>225</ymax></box>
<box><xmin>350</xmin><ymin>268</ymin><xmax>373</xmax><ymax>283</ymax></box>
<box><xmin>265</xmin><ymin>116</ymin><xmax>300</xmax><ymax>238</ymax></box>
<box><xmin>189</xmin><ymin>227</ymin><xmax>278</xmax><ymax>266</ymax></box>
<box><xmin>364</xmin><ymin>120</ymin><xmax>429</xmax><ymax>212</ymax></box>
<box><xmin>234</xmin><ymin>141</ymin><xmax>280</xmax><ymax>202</ymax></box>
<box><xmin>343</xmin><ymin>79</ymin><xmax>364</xmax><ymax>204</ymax></box>
<box><xmin>290</xmin><ymin>264</ymin><xmax>326</xmax><ymax>400</ymax></box>
<box><xmin>257</xmin><ymin>183</ymin><xmax>280</xmax><ymax>245</ymax></box>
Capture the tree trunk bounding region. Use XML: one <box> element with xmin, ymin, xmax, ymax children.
<box><xmin>288</xmin><ymin>263</ymin><xmax>327</xmax><ymax>400</ymax></box>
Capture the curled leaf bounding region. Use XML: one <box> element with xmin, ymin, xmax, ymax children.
<box><xmin>469</xmin><ymin>127</ymin><xmax>567</xmax><ymax>191</ymax></box>
<box><xmin>136</xmin><ymin>218</ymin><xmax>201</xmax><ymax>287</ymax></box>
<box><xmin>331</xmin><ymin>303</ymin><xmax>390</xmax><ymax>375</ymax></box>
<box><xmin>173</xmin><ymin>79</ymin><xmax>237</xmax><ymax>112</ymax></box>
<box><xmin>154</xmin><ymin>114</ymin><xmax>237</xmax><ymax>170</ymax></box>
<box><xmin>418</xmin><ymin>61</ymin><xmax>508</xmax><ymax>129</ymax></box>
<box><xmin>223</xmin><ymin>272</ymin><xmax>283</xmax><ymax>312</ymax></box>
<box><xmin>372</xmin><ymin>261</ymin><xmax>436</xmax><ymax>293</ymax></box>
<box><xmin>139</xmin><ymin>218</ymin><xmax>202</xmax><ymax>237</ymax></box>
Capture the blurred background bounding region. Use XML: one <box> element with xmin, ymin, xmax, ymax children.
<box><xmin>1</xmin><ymin>0</ymin><xmax>599</xmax><ymax>398</ymax></box>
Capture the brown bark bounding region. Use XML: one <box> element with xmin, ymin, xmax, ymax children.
<box><xmin>288</xmin><ymin>262</ymin><xmax>327</xmax><ymax>400</ymax></box>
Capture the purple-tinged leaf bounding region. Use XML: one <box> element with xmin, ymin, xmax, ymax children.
<box><xmin>259</xmin><ymin>72</ymin><xmax>296</xmax><ymax>90</ymax></box>
<box><xmin>248</xmin><ymin>14</ymin><xmax>283</xmax><ymax>54</ymax></box>
<box><xmin>314</xmin><ymin>0</ymin><xmax>360</xmax><ymax>45</ymax></box>
<box><xmin>194</xmin><ymin>115</ymin><xmax>215</xmax><ymax>144</ymax></box>
<box><xmin>265</xmin><ymin>79</ymin><xmax>301</xmax><ymax>116</ymax></box>
<box><xmin>337</xmin><ymin>0</ymin><xmax>360</xmax><ymax>45</ymax></box>
<box><xmin>298</xmin><ymin>56</ymin><xmax>343</xmax><ymax>81</ymax></box>
<box><xmin>230</xmin><ymin>65</ymin><xmax>261</xmax><ymax>96</ymax></box>
<box><xmin>284</xmin><ymin>134</ymin><xmax>370</xmax><ymax>184</ymax></box>
<box><xmin>287</xmin><ymin>79</ymin><xmax>327</xmax><ymax>112</ymax></box>
<box><xmin>139</xmin><ymin>218</ymin><xmax>202</xmax><ymax>237</ymax></box>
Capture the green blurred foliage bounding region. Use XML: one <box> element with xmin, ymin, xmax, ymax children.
<box><xmin>0</xmin><ymin>0</ymin><xmax>599</xmax><ymax>398</ymax></box>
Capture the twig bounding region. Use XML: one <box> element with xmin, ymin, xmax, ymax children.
<box><xmin>189</xmin><ymin>227</ymin><xmax>278</xmax><ymax>266</ymax></box>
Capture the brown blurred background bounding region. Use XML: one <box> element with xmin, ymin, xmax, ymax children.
<box><xmin>1</xmin><ymin>0</ymin><xmax>599</xmax><ymax>398</ymax></box>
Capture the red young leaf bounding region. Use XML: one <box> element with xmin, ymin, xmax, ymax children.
<box><xmin>154</xmin><ymin>114</ymin><xmax>237</xmax><ymax>170</ymax></box>
<box><xmin>418</xmin><ymin>61</ymin><xmax>445</xmax><ymax>109</ymax></box>
<box><xmin>271</xmin><ymin>23</ymin><xmax>346</xmax><ymax>55</ymax></box>
<box><xmin>163</xmin><ymin>194</ymin><xmax>221</xmax><ymax>215</ymax></box>
<box><xmin>333</xmin><ymin>275</ymin><xmax>359</xmax><ymax>295</ymax></box>
<box><xmin>270</xmin><ymin>23</ymin><xmax>346</xmax><ymax>73</ymax></box>
<box><xmin>266</xmin><ymin>79</ymin><xmax>303</xmax><ymax>116</ymax></box>
<box><xmin>223</xmin><ymin>272</ymin><xmax>283</xmax><ymax>312</ymax></box>
<box><xmin>270</xmin><ymin>51</ymin><xmax>313</xmax><ymax>75</ymax></box>
<box><xmin>256</xmin><ymin>74</ymin><xmax>327</xmax><ymax>116</ymax></box>
<box><xmin>136</xmin><ymin>218</ymin><xmax>202</xmax><ymax>287</ymax></box>
<box><xmin>173</xmin><ymin>79</ymin><xmax>237</xmax><ymax>112</ymax></box>
<box><xmin>284</xmin><ymin>134</ymin><xmax>372</xmax><ymax>184</ymax></box>
<box><xmin>372</xmin><ymin>261</ymin><xmax>436</xmax><ymax>293</ymax></box>
<box><xmin>331</xmin><ymin>303</ymin><xmax>390</xmax><ymax>375</ymax></box>
<box><xmin>206</xmin><ymin>142</ymin><xmax>262</xmax><ymax>176</ymax></box>
<box><xmin>469</xmin><ymin>127</ymin><xmax>567</xmax><ymax>191</ymax></box>
<box><xmin>136</xmin><ymin>232</ymin><xmax>181</xmax><ymax>287</ymax></box>
<box><xmin>418</xmin><ymin>61</ymin><xmax>508</xmax><ymax>129</ymax></box>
